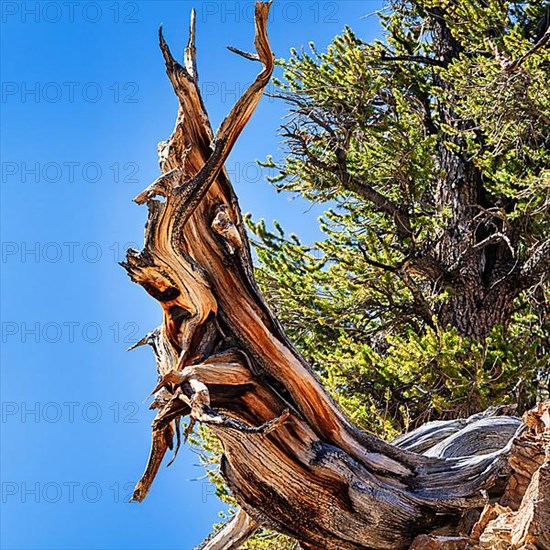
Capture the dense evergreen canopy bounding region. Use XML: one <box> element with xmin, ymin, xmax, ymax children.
<box><xmin>246</xmin><ymin>0</ymin><xmax>549</xmax><ymax>437</ymax></box>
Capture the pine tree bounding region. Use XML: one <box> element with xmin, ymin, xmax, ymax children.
<box><xmin>249</xmin><ymin>0</ymin><xmax>549</xmax><ymax>434</ymax></box>
<box><xmin>124</xmin><ymin>2</ymin><xmax>550</xmax><ymax>548</ymax></box>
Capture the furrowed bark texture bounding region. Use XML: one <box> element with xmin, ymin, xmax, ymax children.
<box><xmin>123</xmin><ymin>4</ymin><xmax>543</xmax><ymax>549</ymax></box>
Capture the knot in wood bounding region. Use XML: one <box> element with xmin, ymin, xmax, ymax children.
<box><xmin>212</xmin><ymin>207</ymin><xmax>243</xmax><ymax>254</ymax></box>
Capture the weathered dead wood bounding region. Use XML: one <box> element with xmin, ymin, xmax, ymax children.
<box><xmin>123</xmin><ymin>4</ymin><xmax>542</xmax><ymax>549</ymax></box>
<box><xmin>410</xmin><ymin>404</ymin><xmax>550</xmax><ymax>550</ymax></box>
<box><xmin>198</xmin><ymin>509</ymin><xmax>259</xmax><ymax>550</ymax></box>
<box><xmin>467</xmin><ymin>404</ymin><xmax>550</xmax><ymax>550</ymax></box>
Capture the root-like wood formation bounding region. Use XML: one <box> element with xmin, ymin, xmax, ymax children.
<box><xmin>123</xmin><ymin>4</ymin><xmax>549</xmax><ymax>549</ymax></box>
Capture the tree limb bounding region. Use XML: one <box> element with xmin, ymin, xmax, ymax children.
<box><xmin>520</xmin><ymin>238</ymin><xmax>550</xmax><ymax>286</ymax></box>
<box><xmin>379</xmin><ymin>53</ymin><xmax>446</xmax><ymax>67</ymax></box>
<box><xmin>197</xmin><ymin>508</ymin><xmax>259</xmax><ymax>550</ymax></box>
<box><xmin>505</xmin><ymin>26</ymin><xmax>550</xmax><ymax>71</ymax></box>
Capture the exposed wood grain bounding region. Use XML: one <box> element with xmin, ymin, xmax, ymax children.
<box><xmin>122</xmin><ymin>4</ymin><xmax>545</xmax><ymax>548</ymax></box>
<box><xmin>198</xmin><ymin>509</ymin><xmax>259</xmax><ymax>550</ymax></box>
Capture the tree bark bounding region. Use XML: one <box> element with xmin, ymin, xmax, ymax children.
<box><xmin>123</xmin><ymin>4</ymin><xmax>547</xmax><ymax>549</ymax></box>
<box><xmin>426</xmin><ymin>6</ymin><xmax>523</xmax><ymax>342</ymax></box>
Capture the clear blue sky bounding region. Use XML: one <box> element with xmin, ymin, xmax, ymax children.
<box><xmin>1</xmin><ymin>2</ymin><xmax>384</xmax><ymax>548</ymax></box>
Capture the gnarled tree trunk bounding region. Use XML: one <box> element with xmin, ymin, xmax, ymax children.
<box><xmin>122</xmin><ymin>4</ymin><xmax>549</xmax><ymax>549</ymax></box>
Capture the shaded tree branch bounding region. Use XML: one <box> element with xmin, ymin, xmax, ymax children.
<box><xmin>520</xmin><ymin>238</ymin><xmax>550</xmax><ymax>286</ymax></box>
<box><xmin>505</xmin><ymin>26</ymin><xmax>550</xmax><ymax>72</ymax></box>
<box><xmin>379</xmin><ymin>53</ymin><xmax>446</xmax><ymax>67</ymax></box>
